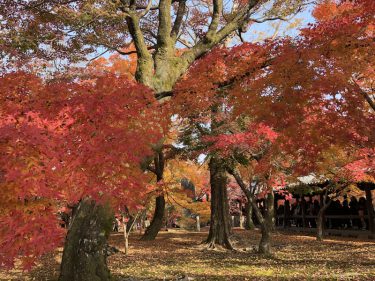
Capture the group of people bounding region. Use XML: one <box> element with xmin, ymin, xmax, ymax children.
<box><xmin>275</xmin><ymin>196</ymin><xmax>370</xmax><ymax>230</ymax></box>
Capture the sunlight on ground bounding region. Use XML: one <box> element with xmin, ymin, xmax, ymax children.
<box><xmin>1</xmin><ymin>229</ymin><xmax>374</xmax><ymax>280</ymax></box>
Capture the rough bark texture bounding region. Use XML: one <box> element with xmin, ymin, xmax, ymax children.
<box><xmin>141</xmin><ymin>195</ymin><xmax>166</xmax><ymax>241</ymax></box>
<box><xmin>259</xmin><ymin>223</ymin><xmax>271</xmax><ymax>255</ymax></box>
<box><xmin>206</xmin><ymin>157</ymin><xmax>233</xmax><ymax>249</ymax></box>
<box><xmin>141</xmin><ymin>151</ymin><xmax>166</xmax><ymax>241</ymax></box>
<box><xmin>258</xmin><ymin>192</ymin><xmax>274</xmax><ymax>255</ymax></box>
<box><xmin>59</xmin><ymin>199</ymin><xmax>113</xmax><ymax>281</ymax></box>
<box><xmin>365</xmin><ymin>188</ymin><xmax>375</xmax><ymax>235</ymax></box>
<box><xmin>317</xmin><ymin>197</ymin><xmax>331</xmax><ymax>241</ymax></box>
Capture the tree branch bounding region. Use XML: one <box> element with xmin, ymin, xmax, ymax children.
<box><xmin>181</xmin><ymin>0</ymin><xmax>260</xmax><ymax>65</ymax></box>
<box><xmin>125</xmin><ymin>12</ymin><xmax>154</xmax><ymax>83</ymax></box>
<box><xmin>138</xmin><ymin>0</ymin><xmax>153</xmax><ymax>18</ymax></box>
<box><xmin>206</xmin><ymin>0</ymin><xmax>223</xmax><ymax>38</ymax></box>
<box><xmin>227</xmin><ymin>167</ymin><xmax>265</xmax><ymax>225</ymax></box>
<box><xmin>249</xmin><ymin>16</ymin><xmax>287</xmax><ymax>24</ymax></box>
<box><xmin>171</xmin><ymin>0</ymin><xmax>187</xmax><ymax>40</ymax></box>
<box><xmin>157</xmin><ymin>0</ymin><xmax>173</xmax><ymax>49</ymax></box>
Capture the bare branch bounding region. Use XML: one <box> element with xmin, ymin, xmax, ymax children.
<box><xmin>116</xmin><ymin>45</ymin><xmax>156</xmax><ymax>56</ymax></box>
<box><xmin>136</xmin><ymin>5</ymin><xmax>159</xmax><ymax>10</ymax></box>
<box><xmin>181</xmin><ymin>0</ymin><xmax>260</xmax><ymax>64</ymax></box>
<box><xmin>249</xmin><ymin>16</ymin><xmax>287</xmax><ymax>24</ymax></box>
<box><xmin>87</xmin><ymin>48</ymin><xmax>110</xmax><ymax>63</ymax></box>
<box><xmin>177</xmin><ymin>37</ymin><xmax>193</xmax><ymax>48</ymax></box>
<box><xmin>138</xmin><ymin>0</ymin><xmax>153</xmax><ymax>18</ymax></box>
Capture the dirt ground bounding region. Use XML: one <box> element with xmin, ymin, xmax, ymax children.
<box><xmin>1</xmin><ymin>228</ymin><xmax>374</xmax><ymax>280</ymax></box>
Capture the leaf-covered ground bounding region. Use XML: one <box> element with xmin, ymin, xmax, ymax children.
<box><xmin>1</xmin><ymin>228</ymin><xmax>374</xmax><ymax>280</ymax></box>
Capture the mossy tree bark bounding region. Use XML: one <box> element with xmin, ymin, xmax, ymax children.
<box><xmin>206</xmin><ymin>156</ymin><xmax>233</xmax><ymax>249</ymax></box>
<box><xmin>58</xmin><ymin>198</ymin><xmax>113</xmax><ymax>281</ymax></box>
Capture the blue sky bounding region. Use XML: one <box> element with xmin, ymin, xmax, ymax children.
<box><xmin>244</xmin><ymin>5</ymin><xmax>315</xmax><ymax>42</ymax></box>
<box><xmin>96</xmin><ymin>4</ymin><xmax>315</xmax><ymax>61</ymax></box>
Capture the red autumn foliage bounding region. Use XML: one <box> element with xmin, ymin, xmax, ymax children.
<box><xmin>0</xmin><ymin>72</ymin><xmax>167</xmax><ymax>269</ymax></box>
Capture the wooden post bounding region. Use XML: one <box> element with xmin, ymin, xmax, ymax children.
<box><xmin>239</xmin><ymin>214</ymin><xmax>244</xmax><ymax>229</ymax></box>
<box><xmin>196</xmin><ymin>215</ymin><xmax>200</xmax><ymax>232</ymax></box>
<box><xmin>239</xmin><ymin>201</ymin><xmax>244</xmax><ymax>229</ymax></box>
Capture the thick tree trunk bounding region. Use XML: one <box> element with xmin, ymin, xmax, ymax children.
<box><xmin>317</xmin><ymin>200</ymin><xmax>330</xmax><ymax>241</ymax></box>
<box><xmin>206</xmin><ymin>157</ymin><xmax>233</xmax><ymax>249</ymax></box>
<box><xmin>141</xmin><ymin>151</ymin><xmax>165</xmax><ymax>241</ymax></box>
<box><xmin>258</xmin><ymin>223</ymin><xmax>271</xmax><ymax>255</ymax></box>
<box><xmin>365</xmin><ymin>189</ymin><xmax>375</xmax><ymax>235</ymax></box>
<box><xmin>245</xmin><ymin>202</ymin><xmax>255</xmax><ymax>230</ymax></box>
<box><xmin>141</xmin><ymin>195</ymin><xmax>165</xmax><ymax>241</ymax></box>
<box><xmin>59</xmin><ymin>199</ymin><xmax>113</xmax><ymax>281</ymax></box>
<box><xmin>258</xmin><ymin>191</ymin><xmax>274</xmax><ymax>255</ymax></box>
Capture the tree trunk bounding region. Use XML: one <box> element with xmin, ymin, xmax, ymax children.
<box><xmin>317</xmin><ymin>200</ymin><xmax>330</xmax><ymax>241</ymax></box>
<box><xmin>228</xmin><ymin>168</ymin><xmax>274</xmax><ymax>255</ymax></box>
<box><xmin>265</xmin><ymin>191</ymin><xmax>275</xmax><ymax>231</ymax></box>
<box><xmin>206</xmin><ymin>157</ymin><xmax>233</xmax><ymax>249</ymax></box>
<box><xmin>245</xmin><ymin>202</ymin><xmax>255</xmax><ymax>230</ymax></box>
<box><xmin>141</xmin><ymin>195</ymin><xmax>165</xmax><ymax>241</ymax></box>
<box><xmin>365</xmin><ymin>188</ymin><xmax>375</xmax><ymax>235</ymax></box>
<box><xmin>126</xmin><ymin>215</ymin><xmax>134</xmax><ymax>232</ymax></box>
<box><xmin>258</xmin><ymin>191</ymin><xmax>274</xmax><ymax>255</ymax></box>
<box><xmin>59</xmin><ymin>199</ymin><xmax>113</xmax><ymax>281</ymax></box>
<box><xmin>258</xmin><ymin>223</ymin><xmax>271</xmax><ymax>255</ymax></box>
<box><xmin>123</xmin><ymin>219</ymin><xmax>129</xmax><ymax>255</ymax></box>
<box><xmin>141</xmin><ymin>151</ymin><xmax>165</xmax><ymax>241</ymax></box>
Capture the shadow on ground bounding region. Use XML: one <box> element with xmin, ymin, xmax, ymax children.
<box><xmin>1</xmin><ymin>229</ymin><xmax>374</xmax><ymax>280</ymax></box>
